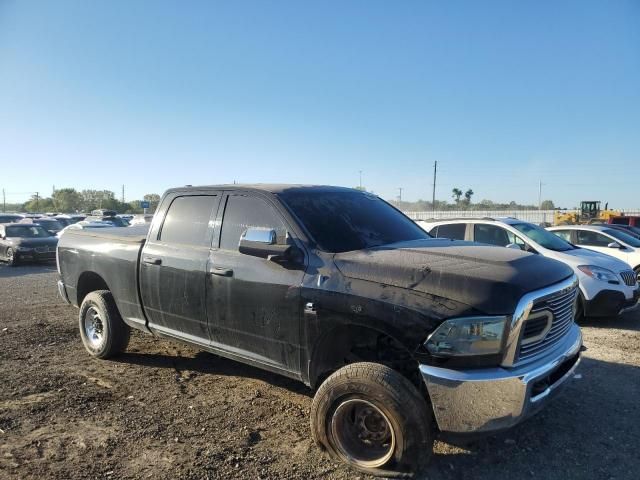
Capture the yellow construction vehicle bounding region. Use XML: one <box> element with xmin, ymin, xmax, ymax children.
<box><xmin>554</xmin><ymin>201</ymin><xmax>621</xmax><ymax>225</ymax></box>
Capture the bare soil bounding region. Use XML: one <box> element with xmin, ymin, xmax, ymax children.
<box><xmin>1</xmin><ymin>264</ymin><xmax>639</xmax><ymax>479</ymax></box>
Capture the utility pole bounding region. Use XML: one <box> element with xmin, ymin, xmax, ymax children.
<box><xmin>397</xmin><ymin>187</ymin><xmax>403</xmax><ymax>202</ymax></box>
<box><xmin>35</xmin><ymin>192</ymin><xmax>39</xmax><ymax>212</ymax></box>
<box><xmin>538</xmin><ymin>180</ymin><xmax>543</xmax><ymax>210</ymax></box>
<box><xmin>359</xmin><ymin>170</ymin><xmax>363</xmax><ymax>190</ymax></box>
<box><xmin>2</xmin><ymin>188</ymin><xmax>5</xmax><ymax>212</ymax></box>
<box><xmin>122</xmin><ymin>184</ymin><xmax>125</xmax><ymax>204</ymax></box>
<box><xmin>432</xmin><ymin>161</ymin><xmax>438</xmax><ymax>213</ymax></box>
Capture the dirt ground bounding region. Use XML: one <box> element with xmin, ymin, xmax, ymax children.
<box><xmin>1</xmin><ymin>264</ymin><xmax>639</xmax><ymax>480</ymax></box>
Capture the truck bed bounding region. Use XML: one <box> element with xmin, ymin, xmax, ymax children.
<box><xmin>63</xmin><ymin>225</ymin><xmax>149</xmax><ymax>244</ymax></box>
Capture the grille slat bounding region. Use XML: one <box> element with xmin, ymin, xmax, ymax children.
<box><xmin>518</xmin><ymin>286</ymin><xmax>578</xmax><ymax>362</ymax></box>
<box><xmin>621</xmin><ymin>270</ymin><xmax>638</xmax><ymax>287</ymax></box>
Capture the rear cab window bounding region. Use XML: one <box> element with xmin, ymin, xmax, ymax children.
<box><xmin>159</xmin><ymin>195</ymin><xmax>219</xmax><ymax>247</ymax></box>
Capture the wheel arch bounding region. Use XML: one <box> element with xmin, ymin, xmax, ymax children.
<box><xmin>308</xmin><ymin>321</ymin><xmax>423</xmax><ymax>391</ymax></box>
<box><xmin>76</xmin><ymin>271</ymin><xmax>110</xmax><ymax>306</ymax></box>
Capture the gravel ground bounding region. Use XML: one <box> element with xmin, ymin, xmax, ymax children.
<box><xmin>1</xmin><ymin>263</ymin><xmax>639</xmax><ymax>479</ymax></box>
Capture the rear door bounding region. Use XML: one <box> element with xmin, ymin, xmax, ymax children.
<box><xmin>140</xmin><ymin>192</ymin><xmax>221</xmax><ymax>342</ymax></box>
<box><xmin>205</xmin><ymin>191</ymin><xmax>306</xmax><ymax>375</ymax></box>
<box><xmin>433</xmin><ymin>223</ymin><xmax>467</xmax><ymax>240</ymax></box>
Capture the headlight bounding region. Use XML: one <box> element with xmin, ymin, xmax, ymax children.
<box><xmin>577</xmin><ymin>265</ymin><xmax>619</xmax><ymax>283</ymax></box>
<box><xmin>425</xmin><ymin>316</ymin><xmax>507</xmax><ymax>357</ymax></box>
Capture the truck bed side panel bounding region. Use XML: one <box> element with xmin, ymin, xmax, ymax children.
<box><xmin>58</xmin><ymin>229</ymin><xmax>148</xmax><ymax>331</ymax></box>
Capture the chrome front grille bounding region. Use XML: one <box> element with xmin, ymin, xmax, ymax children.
<box><xmin>518</xmin><ymin>285</ymin><xmax>578</xmax><ymax>362</ymax></box>
<box><xmin>621</xmin><ymin>270</ymin><xmax>638</xmax><ymax>287</ymax></box>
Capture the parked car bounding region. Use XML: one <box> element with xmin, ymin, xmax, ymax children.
<box><xmin>606</xmin><ymin>224</ymin><xmax>640</xmax><ymax>239</ymax></box>
<box><xmin>0</xmin><ymin>223</ymin><xmax>58</xmax><ymax>266</ymax></box>
<box><xmin>420</xmin><ymin>218</ymin><xmax>639</xmax><ymax>319</ymax></box>
<box><xmin>0</xmin><ymin>214</ymin><xmax>24</xmax><ymax>223</ymax></box>
<box><xmin>91</xmin><ymin>209</ymin><xmax>118</xmax><ymax>217</ymax></box>
<box><xmin>57</xmin><ymin>221</ymin><xmax>116</xmax><ymax>237</ymax></box>
<box><xmin>84</xmin><ymin>215</ymin><xmax>129</xmax><ymax>227</ymax></box>
<box><xmin>609</xmin><ymin>215</ymin><xmax>640</xmax><ymax>227</ymax></box>
<box><xmin>57</xmin><ymin>185</ymin><xmax>583</xmax><ymax>477</ymax></box>
<box><xmin>128</xmin><ymin>214</ymin><xmax>153</xmax><ymax>226</ymax></box>
<box><xmin>548</xmin><ymin>225</ymin><xmax>640</xmax><ymax>277</ymax></box>
<box><xmin>19</xmin><ymin>217</ymin><xmax>64</xmax><ymax>235</ymax></box>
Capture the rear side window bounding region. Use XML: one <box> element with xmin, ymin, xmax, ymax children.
<box><xmin>159</xmin><ymin>195</ymin><xmax>218</xmax><ymax>246</ymax></box>
<box><xmin>435</xmin><ymin>223</ymin><xmax>466</xmax><ymax>240</ymax></box>
<box><xmin>576</xmin><ymin>230</ymin><xmax>611</xmax><ymax>247</ymax></box>
<box><xmin>473</xmin><ymin>224</ymin><xmax>511</xmax><ymax>247</ymax></box>
<box><xmin>220</xmin><ymin>195</ymin><xmax>287</xmax><ymax>251</ymax></box>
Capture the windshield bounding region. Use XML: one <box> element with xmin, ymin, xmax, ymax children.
<box><xmin>279</xmin><ymin>190</ymin><xmax>431</xmax><ymax>253</ymax></box>
<box><xmin>6</xmin><ymin>225</ymin><xmax>50</xmax><ymax>238</ymax></box>
<box><xmin>603</xmin><ymin>228</ymin><xmax>640</xmax><ymax>247</ymax></box>
<box><xmin>511</xmin><ymin>222</ymin><xmax>574</xmax><ymax>251</ymax></box>
<box><xmin>34</xmin><ymin>219</ymin><xmax>63</xmax><ymax>231</ymax></box>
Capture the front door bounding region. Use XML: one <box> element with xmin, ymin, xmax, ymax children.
<box><xmin>206</xmin><ymin>192</ymin><xmax>306</xmax><ymax>375</ymax></box>
<box><xmin>575</xmin><ymin>230</ymin><xmax>627</xmax><ymax>263</ymax></box>
<box><xmin>140</xmin><ymin>193</ymin><xmax>221</xmax><ymax>343</ymax></box>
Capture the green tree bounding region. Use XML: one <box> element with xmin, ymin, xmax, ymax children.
<box><xmin>52</xmin><ymin>188</ymin><xmax>82</xmax><ymax>213</ymax></box>
<box><xmin>451</xmin><ymin>188</ymin><xmax>463</xmax><ymax>204</ymax></box>
<box><xmin>23</xmin><ymin>195</ymin><xmax>55</xmax><ymax>213</ymax></box>
<box><xmin>143</xmin><ymin>193</ymin><xmax>161</xmax><ymax>213</ymax></box>
<box><xmin>540</xmin><ymin>199</ymin><xmax>555</xmax><ymax>210</ymax></box>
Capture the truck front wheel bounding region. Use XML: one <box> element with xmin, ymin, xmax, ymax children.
<box><xmin>79</xmin><ymin>290</ymin><xmax>130</xmax><ymax>359</ymax></box>
<box><xmin>310</xmin><ymin>362</ymin><xmax>433</xmax><ymax>478</ymax></box>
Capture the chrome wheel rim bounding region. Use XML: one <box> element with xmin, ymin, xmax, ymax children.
<box><xmin>83</xmin><ymin>307</ymin><xmax>105</xmax><ymax>348</ymax></box>
<box><xmin>7</xmin><ymin>248</ymin><xmax>13</xmax><ymax>263</ymax></box>
<box><xmin>330</xmin><ymin>398</ymin><xmax>396</xmax><ymax>468</ymax></box>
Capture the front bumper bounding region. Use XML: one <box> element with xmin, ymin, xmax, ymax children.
<box><xmin>584</xmin><ymin>289</ymin><xmax>640</xmax><ymax>317</ymax></box>
<box><xmin>420</xmin><ymin>323</ymin><xmax>582</xmax><ymax>434</ymax></box>
<box><xmin>15</xmin><ymin>249</ymin><xmax>56</xmax><ymax>263</ymax></box>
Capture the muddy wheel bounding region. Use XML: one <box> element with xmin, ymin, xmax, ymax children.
<box><xmin>79</xmin><ymin>290</ymin><xmax>130</xmax><ymax>359</ymax></box>
<box><xmin>311</xmin><ymin>362</ymin><xmax>433</xmax><ymax>478</ymax></box>
<box><xmin>6</xmin><ymin>247</ymin><xmax>17</xmax><ymax>266</ymax></box>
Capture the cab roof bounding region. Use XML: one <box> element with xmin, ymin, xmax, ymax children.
<box><xmin>164</xmin><ymin>184</ymin><xmax>358</xmax><ymax>196</ymax></box>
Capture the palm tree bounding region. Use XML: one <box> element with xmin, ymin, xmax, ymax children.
<box><xmin>464</xmin><ymin>189</ymin><xmax>474</xmax><ymax>204</ymax></box>
<box><xmin>451</xmin><ymin>188</ymin><xmax>463</xmax><ymax>204</ymax></box>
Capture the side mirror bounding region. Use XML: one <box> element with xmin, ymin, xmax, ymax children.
<box><xmin>607</xmin><ymin>242</ymin><xmax>622</xmax><ymax>249</ymax></box>
<box><xmin>506</xmin><ymin>243</ymin><xmax>523</xmax><ymax>250</ymax></box>
<box><xmin>239</xmin><ymin>228</ymin><xmax>302</xmax><ymax>265</ymax></box>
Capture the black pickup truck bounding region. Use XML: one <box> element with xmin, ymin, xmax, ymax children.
<box><xmin>57</xmin><ymin>185</ymin><xmax>583</xmax><ymax>477</ymax></box>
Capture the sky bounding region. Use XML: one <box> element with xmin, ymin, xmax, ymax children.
<box><xmin>1</xmin><ymin>0</ymin><xmax>639</xmax><ymax>208</ymax></box>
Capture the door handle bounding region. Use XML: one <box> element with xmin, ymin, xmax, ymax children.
<box><xmin>142</xmin><ymin>256</ymin><xmax>162</xmax><ymax>265</ymax></box>
<box><xmin>209</xmin><ymin>266</ymin><xmax>233</xmax><ymax>277</ymax></box>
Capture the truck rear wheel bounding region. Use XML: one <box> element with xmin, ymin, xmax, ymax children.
<box><xmin>310</xmin><ymin>362</ymin><xmax>433</xmax><ymax>478</ymax></box>
<box><xmin>79</xmin><ymin>290</ymin><xmax>130</xmax><ymax>359</ymax></box>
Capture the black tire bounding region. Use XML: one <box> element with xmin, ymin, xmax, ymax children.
<box><xmin>575</xmin><ymin>291</ymin><xmax>585</xmax><ymax>322</ymax></box>
<box><xmin>310</xmin><ymin>362</ymin><xmax>434</xmax><ymax>478</ymax></box>
<box><xmin>78</xmin><ymin>290</ymin><xmax>130</xmax><ymax>359</ymax></box>
<box><xmin>6</xmin><ymin>247</ymin><xmax>17</xmax><ymax>266</ymax></box>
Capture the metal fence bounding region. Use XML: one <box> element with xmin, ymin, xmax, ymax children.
<box><xmin>403</xmin><ymin>209</ymin><xmax>640</xmax><ymax>224</ymax></box>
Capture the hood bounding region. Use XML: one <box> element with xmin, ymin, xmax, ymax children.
<box><xmin>551</xmin><ymin>247</ymin><xmax>632</xmax><ymax>273</ymax></box>
<box><xmin>333</xmin><ymin>239</ymin><xmax>573</xmax><ymax>315</ymax></box>
<box><xmin>8</xmin><ymin>237</ymin><xmax>59</xmax><ymax>248</ymax></box>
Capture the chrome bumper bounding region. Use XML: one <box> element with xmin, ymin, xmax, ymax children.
<box><xmin>420</xmin><ymin>323</ymin><xmax>582</xmax><ymax>434</ymax></box>
<box><xmin>57</xmin><ymin>279</ymin><xmax>71</xmax><ymax>305</ymax></box>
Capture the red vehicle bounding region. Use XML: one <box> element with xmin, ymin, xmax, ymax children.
<box><xmin>609</xmin><ymin>216</ymin><xmax>640</xmax><ymax>227</ymax></box>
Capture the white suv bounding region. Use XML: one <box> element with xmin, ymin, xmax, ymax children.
<box><xmin>419</xmin><ymin>218</ymin><xmax>639</xmax><ymax>319</ymax></box>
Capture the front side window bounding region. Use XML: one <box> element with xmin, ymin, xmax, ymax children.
<box><xmin>551</xmin><ymin>230</ymin><xmax>573</xmax><ymax>242</ymax></box>
<box><xmin>220</xmin><ymin>195</ymin><xmax>287</xmax><ymax>251</ymax></box>
<box><xmin>159</xmin><ymin>195</ymin><xmax>218</xmax><ymax>246</ymax></box>
<box><xmin>473</xmin><ymin>224</ymin><xmax>511</xmax><ymax>247</ymax></box>
<box><xmin>576</xmin><ymin>230</ymin><xmax>612</xmax><ymax>247</ymax></box>
<box><xmin>435</xmin><ymin>223</ymin><xmax>466</xmax><ymax>240</ymax></box>
<box><xmin>278</xmin><ymin>190</ymin><xmax>429</xmax><ymax>253</ymax></box>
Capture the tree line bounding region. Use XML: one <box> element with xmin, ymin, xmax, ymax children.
<box><xmin>6</xmin><ymin>189</ymin><xmax>162</xmax><ymax>214</ymax></box>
